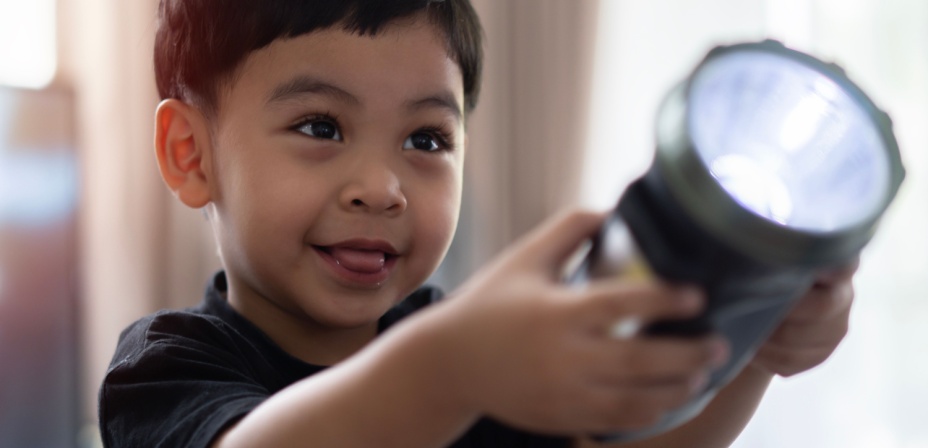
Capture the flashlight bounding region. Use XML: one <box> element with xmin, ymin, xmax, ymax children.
<box><xmin>571</xmin><ymin>40</ymin><xmax>904</xmax><ymax>442</ymax></box>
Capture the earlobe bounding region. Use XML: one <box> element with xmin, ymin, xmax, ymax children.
<box><xmin>154</xmin><ymin>99</ymin><xmax>213</xmax><ymax>208</ymax></box>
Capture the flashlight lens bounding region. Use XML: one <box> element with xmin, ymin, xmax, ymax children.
<box><xmin>688</xmin><ymin>50</ymin><xmax>890</xmax><ymax>232</ymax></box>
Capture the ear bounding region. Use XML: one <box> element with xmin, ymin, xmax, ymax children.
<box><xmin>154</xmin><ymin>99</ymin><xmax>213</xmax><ymax>208</ymax></box>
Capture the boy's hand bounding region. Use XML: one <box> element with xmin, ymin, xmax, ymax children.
<box><xmin>433</xmin><ymin>210</ymin><xmax>727</xmax><ymax>434</ymax></box>
<box><xmin>751</xmin><ymin>259</ymin><xmax>858</xmax><ymax>377</ymax></box>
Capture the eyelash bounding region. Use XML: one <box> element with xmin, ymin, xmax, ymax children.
<box><xmin>289</xmin><ymin>113</ymin><xmax>456</xmax><ymax>152</ymax></box>
<box><xmin>290</xmin><ymin>113</ymin><xmax>342</xmax><ymax>139</ymax></box>
<box><xmin>412</xmin><ymin>126</ymin><xmax>455</xmax><ymax>152</ymax></box>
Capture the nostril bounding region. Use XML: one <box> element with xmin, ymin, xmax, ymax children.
<box><xmin>351</xmin><ymin>199</ymin><xmax>364</xmax><ymax>206</ymax></box>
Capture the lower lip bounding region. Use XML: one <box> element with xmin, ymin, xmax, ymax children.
<box><xmin>312</xmin><ymin>246</ymin><xmax>397</xmax><ymax>288</ymax></box>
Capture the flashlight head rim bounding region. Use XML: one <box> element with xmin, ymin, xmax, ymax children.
<box><xmin>653</xmin><ymin>40</ymin><xmax>905</xmax><ymax>267</ymax></box>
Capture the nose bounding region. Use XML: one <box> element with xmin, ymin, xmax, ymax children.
<box><xmin>338</xmin><ymin>160</ymin><xmax>407</xmax><ymax>216</ymax></box>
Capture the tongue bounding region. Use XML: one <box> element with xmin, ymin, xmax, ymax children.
<box><xmin>329</xmin><ymin>247</ymin><xmax>386</xmax><ymax>273</ymax></box>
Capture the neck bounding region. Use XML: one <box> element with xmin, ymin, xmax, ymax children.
<box><xmin>225</xmin><ymin>282</ymin><xmax>379</xmax><ymax>366</ymax></box>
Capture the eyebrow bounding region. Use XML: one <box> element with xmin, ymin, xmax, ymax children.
<box><xmin>266</xmin><ymin>76</ymin><xmax>360</xmax><ymax>106</ymax></box>
<box><xmin>266</xmin><ymin>74</ymin><xmax>462</xmax><ymax>121</ymax></box>
<box><xmin>405</xmin><ymin>92</ymin><xmax>462</xmax><ymax>121</ymax></box>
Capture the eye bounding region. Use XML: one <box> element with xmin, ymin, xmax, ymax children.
<box><xmin>404</xmin><ymin>132</ymin><xmax>438</xmax><ymax>151</ymax></box>
<box><xmin>403</xmin><ymin>129</ymin><xmax>451</xmax><ymax>152</ymax></box>
<box><xmin>294</xmin><ymin>116</ymin><xmax>342</xmax><ymax>141</ymax></box>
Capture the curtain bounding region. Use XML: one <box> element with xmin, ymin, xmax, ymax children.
<box><xmin>436</xmin><ymin>0</ymin><xmax>601</xmax><ymax>289</ymax></box>
<box><xmin>62</xmin><ymin>0</ymin><xmax>221</xmax><ymax>430</ymax></box>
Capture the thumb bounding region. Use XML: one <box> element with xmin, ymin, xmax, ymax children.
<box><xmin>511</xmin><ymin>209</ymin><xmax>607</xmax><ymax>275</ymax></box>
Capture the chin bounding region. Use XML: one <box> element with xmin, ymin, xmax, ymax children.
<box><xmin>308</xmin><ymin>289</ymin><xmax>402</xmax><ymax>328</ymax></box>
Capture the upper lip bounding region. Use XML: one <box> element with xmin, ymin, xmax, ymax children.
<box><xmin>318</xmin><ymin>238</ymin><xmax>400</xmax><ymax>256</ymax></box>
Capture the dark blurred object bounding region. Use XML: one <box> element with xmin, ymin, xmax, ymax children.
<box><xmin>0</xmin><ymin>86</ymin><xmax>81</xmax><ymax>447</ymax></box>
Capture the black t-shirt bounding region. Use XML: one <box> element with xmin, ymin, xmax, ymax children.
<box><xmin>99</xmin><ymin>272</ymin><xmax>570</xmax><ymax>448</ymax></box>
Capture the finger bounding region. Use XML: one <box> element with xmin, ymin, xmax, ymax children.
<box><xmin>753</xmin><ymin>343</ymin><xmax>838</xmax><ymax>377</ymax></box>
<box><xmin>583</xmin><ymin>380</ymin><xmax>702</xmax><ymax>432</ymax></box>
<box><xmin>510</xmin><ymin>208</ymin><xmax>608</xmax><ymax>273</ymax></box>
<box><xmin>815</xmin><ymin>257</ymin><xmax>860</xmax><ymax>286</ymax></box>
<box><xmin>766</xmin><ymin>307</ymin><xmax>850</xmax><ymax>348</ymax></box>
<box><xmin>590</xmin><ymin>336</ymin><xmax>727</xmax><ymax>381</ymax></box>
<box><xmin>786</xmin><ymin>281</ymin><xmax>854</xmax><ymax>323</ymax></box>
<box><xmin>572</xmin><ymin>280</ymin><xmax>705</xmax><ymax>328</ymax></box>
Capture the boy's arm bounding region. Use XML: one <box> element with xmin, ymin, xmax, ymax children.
<box><xmin>573</xmin><ymin>362</ymin><xmax>772</xmax><ymax>448</ymax></box>
<box><xmin>575</xmin><ymin>261</ymin><xmax>857</xmax><ymax>448</ymax></box>
<box><xmin>213</xmin><ymin>304</ymin><xmax>480</xmax><ymax>448</ymax></box>
<box><xmin>215</xmin><ymin>210</ymin><xmax>724</xmax><ymax>448</ymax></box>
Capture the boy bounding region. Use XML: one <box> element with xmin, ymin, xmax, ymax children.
<box><xmin>99</xmin><ymin>0</ymin><xmax>857</xmax><ymax>446</ymax></box>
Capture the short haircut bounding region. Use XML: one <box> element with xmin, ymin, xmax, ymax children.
<box><xmin>154</xmin><ymin>0</ymin><xmax>484</xmax><ymax>117</ymax></box>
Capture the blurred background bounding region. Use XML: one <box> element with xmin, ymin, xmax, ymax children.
<box><xmin>0</xmin><ymin>0</ymin><xmax>924</xmax><ymax>446</ymax></box>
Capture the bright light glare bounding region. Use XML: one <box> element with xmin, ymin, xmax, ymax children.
<box><xmin>710</xmin><ymin>154</ymin><xmax>793</xmax><ymax>224</ymax></box>
<box><xmin>0</xmin><ymin>1</ymin><xmax>57</xmax><ymax>89</ymax></box>
<box><xmin>779</xmin><ymin>81</ymin><xmax>834</xmax><ymax>151</ymax></box>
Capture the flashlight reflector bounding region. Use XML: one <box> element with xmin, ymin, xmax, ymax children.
<box><xmin>688</xmin><ymin>49</ymin><xmax>892</xmax><ymax>232</ymax></box>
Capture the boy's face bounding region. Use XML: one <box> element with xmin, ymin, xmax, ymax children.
<box><xmin>206</xmin><ymin>18</ymin><xmax>465</xmax><ymax>333</ymax></box>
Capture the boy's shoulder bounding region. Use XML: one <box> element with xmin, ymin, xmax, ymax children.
<box><xmin>105</xmin><ymin>273</ymin><xmax>234</xmax><ymax>369</ymax></box>
<box><xmin>106</xmin><ymin>303</ymin><xmax>235</xmax><ymax>373</ymax></box>
<box><xmin>98</xmin><ymin>301</ymin><xmax>271</xmax><ymax>448</ymax></box>
<box><xmin>102</xmin><ymin>272</ymin><xmax>296</xmax><ymax>390</ymax></box>
<box><xmin>106</xmin><ymin>271</ymin><xmax>447</xmax><ymax>378</ymax></box>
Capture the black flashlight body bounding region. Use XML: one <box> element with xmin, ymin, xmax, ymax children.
<box><xmin>574</xmin><ymin>165</ymin><xmax>819</xmax><ymax>443</ymax></box>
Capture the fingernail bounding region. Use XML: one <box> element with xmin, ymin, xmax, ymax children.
<box><xmin>711</xmin><ymin>339</ymin><xmax>729</xmax><ymax>366</ymax></box>
<box><xmin>689</xmin><ymin>372</ymin><xmax>709</xmax><ymax>393</ymax></box>
<box><xmin>678</xmin><ymin>287</ymin><xmax>702</xmax><ymax>309</ymax></box>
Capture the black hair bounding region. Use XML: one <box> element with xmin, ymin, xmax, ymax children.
<box><xmin>154</xmin><ymin>0</ymin><xmax>483</xmax><ymax>116</ymax></box>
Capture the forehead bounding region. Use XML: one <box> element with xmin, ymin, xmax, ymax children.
<box><xmin>218</xmin><ymin>17</ymin><xmax>464</xmax><ymax>115</ymax></box>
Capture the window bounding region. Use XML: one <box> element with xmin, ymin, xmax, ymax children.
<box><xmin>0</xmin><ymin>0</ymin><xmax>57</xmax><ymax>89</ymax></box>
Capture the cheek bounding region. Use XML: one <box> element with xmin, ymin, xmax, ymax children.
<box><xmin>218</xmin><ymin>150</ymin><xmax>331</xmax><ymax>258</ymax></box>
<box><xmin>410</xmin><ymin>168</ymin><xmax>462</xmax><ymax>270</ymax></box>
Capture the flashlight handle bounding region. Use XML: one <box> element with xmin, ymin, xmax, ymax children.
<box><xmin>570</xmin><ymin>212</ymin><xmax>709</xmax><ymax>335</ymax></box>
<box><xmin>570</xmin><ymin>205</ymin><xmax>815</xmax><ymax>444</ymax></box>
<box><xmin>568</xmin><ymin>213</ymin><xmax>651</xmax><ymax>285</ymax></box>
<box><xmin>567</xmin><ymin>212</ymin><xmax>719</xmax><ymax>442</ymax></box>
<box><xmin>567</xmin><ymin>212</ymin><xmax>717</xmax><ymax>444</ymax></box>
